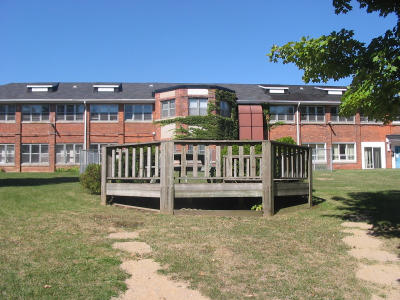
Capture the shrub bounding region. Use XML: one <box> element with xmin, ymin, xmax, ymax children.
<box><xmin>80</xmin><ymin>164</ymin><xmax>101</xmax><ymax>194</ymax></box>
<box><xmin>275</xmin><ymin>136</ymin><xmax>296</xmax><ymax>145</ymax></box>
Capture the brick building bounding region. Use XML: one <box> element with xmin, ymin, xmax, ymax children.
<box><xmin>0</xmin><ymin>82</ymin><xmax>399</xmax><ymax>172</ymax></box>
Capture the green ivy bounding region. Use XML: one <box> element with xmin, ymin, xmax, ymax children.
<box><xmin>156</xmin><ymin>89</ymin><xmax>238</xmax><ymax>140</ymax></box>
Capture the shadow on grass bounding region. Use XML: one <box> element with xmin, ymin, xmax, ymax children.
<box><xmin>327</xmin><ymin>190</ymin><xmax>400</xmax><ymax>238</ymax></box>
<box><xmin>0</xmin><ymin>177</ymin><xmax>79</xmax><ymax>187</ymax></box>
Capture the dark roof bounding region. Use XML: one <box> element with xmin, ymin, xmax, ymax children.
<box><xmin>0</xmin><ymin>82</ymin><xmax>345</xmax><ymax>103</ymax></box>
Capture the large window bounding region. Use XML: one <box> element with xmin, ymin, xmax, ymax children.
<box><xmin>189</xmin><ymin>98</ymin><xmax>207</xmax><ymax>116</ymax></box>
<box><xmin>332</xmin><ymin>143</ymin><xmax>356</xmax><ymax>162</ymax></box>
<box><xmin>220</xmin><ymin>101</ymin><xmax>231</xmax><ymax>117</ymax></box>
<box><xmin>21</xmin><ymin>144</ymin><xmax>49</xmax><ymax>164</ymax></box>
<box><xmin>330</xmin><ymin>107</ymin><xmax>354</xmax><ymax>123</ymax></box>
<box><xmin>269</xmin><ymin>106</ymin><xmax>294</xmax><ymax>122</ymax></box>
<box><xmin>56</xmin><ymin>104</ymin><xmax>84</xmax><ymax>121</ymax></box>
<box><xmin>0</xmin><ymin>104</ymin><xmax>16</xmax><ymax>121</ymax></box>
<box><xmin>22</xmin><ymin>104</ymin><xmax>49</xmax><ymax>122</ymax></box>
<box><xmin>125</xmin><ymin>104</ymin><xmax>153</xmax><ymax>121</ymax></box>
<box><xmin>300</xmin><ymin>106</ymin><xmax>325</xmax><ymax>123</ymax></box>
<box><xmin>90</xmin><ymin>104</ymin><xmax>118</xmax><ymax>121</ymax></box>
<box><xmin>161</xmin><ymin>100</ymin><xmax>175</xmax><ymax>118</ymax></box>
<box><xmin>0</xmin><ymin>144</ymin><xmax>15</xmax><ymax>164</ymax></box>
<box><xmin>56</xmin><ymin>144</ymin><xmax>83</xmax><ymax>165</ymax></box>
<box><xmin>360</xmin><ymin>115</ymin><xmax>381</xmax><ymax>124</ymax></box>
<box><xmin>303</xmin><ymin>143</ymin><xmax>326</xmax><ymax>162</ymax></box>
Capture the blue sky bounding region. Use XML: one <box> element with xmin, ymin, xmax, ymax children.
<box><xmin>0</xmin><ymin>0</ymin><xmax>396</xmax><ymax>86</ymax></box>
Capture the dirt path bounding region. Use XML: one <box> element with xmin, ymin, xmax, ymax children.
<box><xmin>108</xmin><ymin>231</ymin><xmax>210</xmax><ymax>300</ymax></box>
<box><xmin>341</xmin><ymin>222</ymin><xmax>400</xmax><ymax>300</ymax></box>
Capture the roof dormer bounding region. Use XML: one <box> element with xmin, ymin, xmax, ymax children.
<box><xmin>27</xmin><ymin>83</ymin><xmax>58</xmax><ymax>92</ymax></box>
<box><xmin>93</xmin><ymin>84</ymin><xmax>122</xmax><ymax>93</ymax></box>
<box><xmin>314</xmin><ymin>87</ymin><xmax>347</xmax><ymax>95</ymax></box>
<box><xmin>258</xmin><ymin>85</ymin><xmax>289</xmax><ymax>94</ymax></box>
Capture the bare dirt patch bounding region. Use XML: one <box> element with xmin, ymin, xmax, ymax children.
<box><xmin>341</xmin><ymin>222</ymin><xmax>400</xmax><ymax>299</ymax></box>
<box><xmin>109</xmin><ymin>231</ymin><xmax>210</xmax><ymax>300</ymax></box>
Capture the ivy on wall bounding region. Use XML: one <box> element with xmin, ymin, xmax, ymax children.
<box><xmin>156</xmin><ymin>89</ymin><xmax>239</xmax><ymax>140</ymax></box>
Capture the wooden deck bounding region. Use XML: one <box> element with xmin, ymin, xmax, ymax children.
<box><xmin>101</xmin><ymin>140</ymin><xmax>312</xmax><ymax>216</ymax></box>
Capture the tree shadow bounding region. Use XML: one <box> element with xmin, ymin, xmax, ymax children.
<box><xmin>0</xmin><ymin>177</ymin><xmax>79</xmax><ymax>187</ymax></box>
<box><xmin>327</xmin><ymin>190</ymin><xmax>400</xmax><ymax>238</ymax></box>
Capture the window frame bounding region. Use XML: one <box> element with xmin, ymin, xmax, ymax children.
<box><xmin>0</xmin><ymin>104</ymin><xmax>16</xmax><ymax>122</ymax></box>
<box><xmin>21</xmin><ymin>144</ymin><xmax>49</xmax><ymax>165</ymax></box>
<box><xmin>360</xmin><ymin>115</ymin><xmax>383</xmax><ymax>124</ymax></box>
<box><xmin>300</xmin><ymin>106</ymin><xmax>325</xmax><ymax>123</ymax></box>
<box><xmin>56</xmin><ymin>104</ymin><xmax>84</xmax><ymax>122</ymax></box>
<box><xmin>55</xmin><ymin>143</ymin><xmax>83</xmax><ymax>165</ymax></box>
<box><xmin>332</xmin><ymin>143</ymin><xmax>357</xmax><ymax>163</ymax></box>
<box><xmin>0</xmin><ymin>144</ymin><xmax>15</xmax><ymax>165</ymax></box>
<box><xmin>269</xmin><ymin>105</ymin><xmax>295</xmax><ymax>123</ymax></box>
<box><xmin>161</xmin><ymin>99</ymin><xmax>176</xmax><ymax>119</ymax></box>
<box><xmin>220</xmin><ymin>100</ymin><xmax>231</xmax><ymax>117</ymax></box>
<box><xmin>124</xmin><ymin>104</ymin><xmax>153</xmax><ymax>122</ymax></box>
<box><xmin>188</xmin><ymin>98</ymin><xmax>208</xmax><ymax>116</ymax></box>
<box><xmin>302</xmin><ymin>143</ymin><xmax>327</xmax><ymax>163</ymax></box>
<box><xmin>330</xmin><ymin>106</ymin><xmax>355</xmax><ymax>124</ymax></box>
<box><xmin>21</xmin><ymin>104</ymin><xmax>50</xmax><ymax>122</ymax></box>
<box><xmin>90</xmin><ymin>104</ymin><xmax>118</xmax><ymax>122</ymax></box>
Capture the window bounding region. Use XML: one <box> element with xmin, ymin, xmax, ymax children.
<box><xmin>21</xmin><ymin>144</ymin><xmax>49</xmax><ymax>164</ymax></box>
<box><xmin>393</xmin><ymin>116</ymin><xmax>400</xmax><ymax>124</ymax></box>
<box><xmin>332</xmin><ymin>143</ymin><xmax>356</xmax><ymax>162</ymax></box>
<box><xmin>0</xmin><ymin>104</ymin><xmax>16</xmax><ymax>121</ymax></box>
<box><xmin>0</xmin><ymin>144</ymin><xmax>15</xmax><ymax>164</ymax></box>
<box><xmin>303</xmin><ymin>143</ymin><xmax>326</xmax><ymax>162</ymax></box>
<box><xmin>220</xmin><ymin>101</ymin><xmax>231</xmax><ymax>117</ymax></box>
<box><xmin>330</xmin><ymin>107</ymin><xmax>354</xmax><ymax>123</ymax></box>
<box><xmin>300</xmin><ymin>106</ymin><xmax>325</xmax><ymax>123</ymax></box>
<box><xmin>27</xmin><ymin>84</ymin><xmax>58</xmax><ymax>92</ymax></box>
<box><xmin>90</xmin><ymin>104</ymin><xmax>118</xmax><ymax>121</ymax></box>
<box><xmin>187</xmin><ymin>144</ymin><xmax>205</xmax><ymax>154</ymax></box>
<box><xmin>189</xmin><ymin>98</ymin><xmax>207</xmax><ymax>116</ymax></box>
<box><xmin>22</xmin><ymin>104</ymin><xmax>49</xmax><ymax>122</ymax></box>
<box><xmin>93</xmin><ymin>84</ymin><xmax>121</xmax><ymax>92</ymax></box>
<box><xmin>56</xmin><ymin>144</ymin><xmax>83</xmax><ymax>165</ymax></box>
<box><xmin>269</xmin><ymin>106</ymin><xmax>294</xmax><ymax>122</ymax></box>
<box><xmin>161</xmin><ymin>100</ymin><xmax>175</xmax><ymax>118</ymax></box>
<box><xmin>125</xmin><ymin>104</ymin><xmax>153</xmax><ymax>121</ymax></box>
<box><xmin>56</xmin><ymin>104</ymin><xmax>84</xmax><ymax>121</ymax></box>
<box><xmin>360</xmin><ymin>115</ymin><xmax>382</xmax><ymax>124</ymax></box>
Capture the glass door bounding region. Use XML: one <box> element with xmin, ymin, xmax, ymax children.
<box><xmin>364</xmin><ymin>147</ymin><xmax>382</xmax><ymax>169</ymax></box>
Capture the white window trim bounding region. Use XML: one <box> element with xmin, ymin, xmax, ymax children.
<box><xmin>0</xmin><ymin>104</ymin><xmax>16</xmax><ymax>122</ymax></box>
<box><xmin>21</xmin><ymin>104</ymin><xmax>50</xmax><ymax>123</ymax></box>
<box><xmin>269</xmin><ymin>105</ymin><xmax>295</xmax><ymax>124</ymax></box>
<box><xmin>56</xmin><ymin>104</ymin><xmax>84</xmax><ymax>122</ymax></box>
<box><xmin>56</xmin><ymin>144</ymin><xmax>83</xmax><ymax>165</ymax></box>
<box><xmin>188</xmin><ymin>98</ymin><xmax>208</xmax><ymax>116</ymax></box>
<box><xmin>124</xmin><ymin>104</ymin><xmax>153</xmax><ymax>122</ymax></box>
<box><xmin>0</xmin><ymin>144</ymin><xmax>15</xmax><ymax>165</ymax></box>
<box><xmin>361</xmin><ymin>142</ymin><xmax>386</xmax><ymax>169</ymax></box>
<box><xmin>332</xmin><ymin>142</ymin><xmax>357</xmax><ymax>163</ymax></box>
<box><xmin>161</xmin><ymin>99</ymin><xmax>176</xmax><ymax>119</ymax></box>
<box><xmin>90</xmin><ymin>104</ymin><xmax>119</xmax><ymax>122</ymax></box>
<box><xmin>303</xmin><ymin>143</ymin><xmax>327</xmax><ymax>163</ymax></box>
<box><xmin>300</xmin><ymin>106</ymin><xmax>325</xmax><ymax>123</ymax></box>
<box><xmin>21</xmin><ymin>144</ymin><xmax>49</xmax><ymax>165</ymax></box>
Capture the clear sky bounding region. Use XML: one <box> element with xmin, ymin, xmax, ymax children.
<box><xmin>0</xmin><ymin>0</ymin><xmax>396</xmax><ymax>86</ymax></box>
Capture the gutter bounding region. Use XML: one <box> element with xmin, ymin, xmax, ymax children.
<box><xmin>237</xmin><ymin>100</ymin><xmax>341</xmax><ymax>105</ymax></box>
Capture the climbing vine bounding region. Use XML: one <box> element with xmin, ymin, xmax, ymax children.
<box><xmin>156</xmin><ymin>89</ymin><xmax>238</xmax><ymax>140</ymax></box>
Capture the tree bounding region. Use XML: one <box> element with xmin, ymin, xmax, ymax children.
<box><xmin>268</xmin><ymin>0</ymin><xmax>400</xmax><ymax>123</ymax></box>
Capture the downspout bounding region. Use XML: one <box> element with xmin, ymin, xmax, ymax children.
<box><xmin>83</xmin><ymin>99</ymin><xmax>87</xmax><ymax>150</ymax></box>
<box><xmin>296</xmin><ymin>102</ymin><xmax>300</xmax><ymax>145</ymax></box>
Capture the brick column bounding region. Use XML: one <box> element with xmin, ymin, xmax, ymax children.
<box><xmin>118</xmin><ymin>104</ymin><xmax>125</xmax><ymax>144</ymax></box>
<box><xmin>15</xmin><ymin>104</ymin><xmax>22</xmax><ymax>172</ymax></box>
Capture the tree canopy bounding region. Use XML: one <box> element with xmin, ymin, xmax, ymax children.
<box><xmin>268</xmin><ymin>0</ymin><xmax>400</xmax><ymax>123</ymax></box>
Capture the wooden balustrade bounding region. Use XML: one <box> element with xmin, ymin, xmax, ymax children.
<box><xmin>101</xmin><ymin>140</ymin><xmax>313</xmax><ymax>216</ymax></box>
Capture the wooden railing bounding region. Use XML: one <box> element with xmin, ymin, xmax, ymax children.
<box><xmin>101</xmin><ymin>140</ymin><xmax>312</xmax><ymax>216</ymax></box>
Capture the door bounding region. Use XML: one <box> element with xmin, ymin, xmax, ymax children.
<box><xmin>364</xmin><ymin>147</ymin><xmax>382</xmax><ymax>169</ymax></box>
<box><xmin>395</xmin><ymin>146</ymin><xmax>400</xmax><ymax>168</ymax></box>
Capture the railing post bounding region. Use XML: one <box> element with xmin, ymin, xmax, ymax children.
<box><xmin>308</xmin><ymin>148</ymin><xmax>313</xmax><ymax>208</ymax></box>
<box><xmin>262</xmin><ymin>141</ymin><xmax>274</xmax><ymax>216</ymax></box>
<box><xmin>160</xmin><ymin>141</ymin><xmax>175</xmax><ymax>214</ymax></box>
<box><xmin>101</xmin><ymin>146</ymin><xmax>107</xmax><ymax>205</ymax></box>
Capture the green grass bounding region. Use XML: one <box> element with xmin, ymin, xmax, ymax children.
<box><xmin>0</xmin><ymin>169</ymin><xmax>399</xmax><ymax>299</ymax></box>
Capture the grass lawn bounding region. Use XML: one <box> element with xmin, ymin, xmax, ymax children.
<box><xmin>0</xmin><ymin>169</ymin><xmax>399</xmax><ymax>299</ymax></box>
